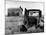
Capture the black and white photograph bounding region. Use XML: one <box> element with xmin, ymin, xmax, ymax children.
<box><xmin>5</xmin><ymin>0</ymin><xmax>44</xmax><ymax>35</ymax></box>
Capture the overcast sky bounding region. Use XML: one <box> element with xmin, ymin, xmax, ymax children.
<box><xmin>5</xmin><ymin>0</ymin><xmax>44</xmax><ymax>15</ymax></box>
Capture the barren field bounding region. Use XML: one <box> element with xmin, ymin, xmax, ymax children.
<box><xmin>5</xmin><ymin>16</ymin><xmax>24</xmax><ymax>35</ymax></box>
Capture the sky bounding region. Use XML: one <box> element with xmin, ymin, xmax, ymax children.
<box><xmin>5</xmin><ymin>0</ymin><xmax>44</xmax><ymax>15</ymax></box>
